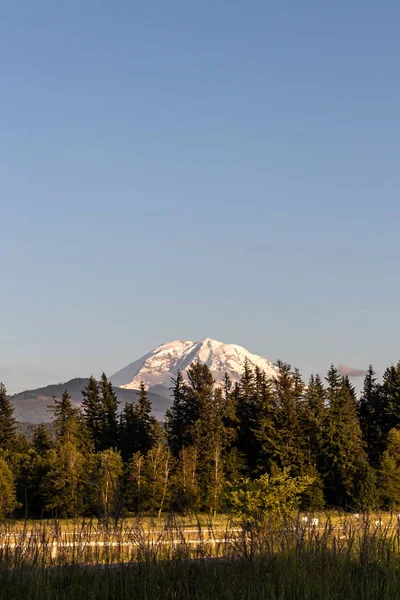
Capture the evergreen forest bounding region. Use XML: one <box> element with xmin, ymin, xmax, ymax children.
<box><xmin>1</xmin><ymin>359</ymin><xmax>400</xmax><ymax>519</ymax></box>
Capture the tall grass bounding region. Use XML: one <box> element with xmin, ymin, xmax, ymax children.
<box><xmin>1</xmin><ymin>514</ymin><xmax>400</xmax><ymax>598</ymax></box>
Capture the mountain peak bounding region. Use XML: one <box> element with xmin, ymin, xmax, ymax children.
<box><xmin>110</xmin><ymin>338</ymin><xmax>277</xmax><ymax>391</ymax></box>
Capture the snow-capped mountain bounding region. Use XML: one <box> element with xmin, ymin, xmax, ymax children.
<box><xmin>110</xmin><ymin>338</ymin><xmax>278</xmax><ymax>396</ymax></box>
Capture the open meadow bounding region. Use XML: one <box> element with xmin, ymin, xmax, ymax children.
<box><xmin>1</xmin><ymin>513</ymin><xmax>400</xmax><ymax>599</ymax></box>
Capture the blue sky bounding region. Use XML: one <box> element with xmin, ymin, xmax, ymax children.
<box><xmin>1</xmin><ymin>1</ymin><xmax>400</xmax><ymax>393</ymax></box>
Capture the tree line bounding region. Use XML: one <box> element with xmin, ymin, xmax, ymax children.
<box><xmin>1</xmin><ymin>359</ymin><xmax>400</xmax><ymax>518</ymax></box>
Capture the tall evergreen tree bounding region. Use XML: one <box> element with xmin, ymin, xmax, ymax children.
<box><xmin>165</xmin><ymin>370</ymin><xmax>188</xmax><ymax>456</ymax></box>
<box><xmin>120</xmin><ymin>401</ymin><xmax>139</xmax><ymax>461</ymax></box>
<box><xmin>271</xmin><ymin>362</ymin><xmax>305</xmax><ymax>472</ymax></box>
<box><xmin>48</xmin><ymin>391</ymin><xmax>81</xmax><ymax>444</ymax></box>
<box><xmin>120</xmin><ymin>383</ymin><xmax>156</xmax><ymax>459</ymax></box>
<box><xmin>323</xmin><ymin>366</ymin><xmax>369</xmax><ymax>508</ymax></box>
<box><xmin>253</xmin><ymin>370</ymin><xmax>276</xmax><ymax>474</ymax></box>
<box><xmin>381</xmin><ymin>361</ymin><xmax>400</xmax><ymax>433</ymax></box>
<box><xmin>100</xmin><ymin>373</ymin><xmax>119</xmax><ymax>450</ymax></box>
<box><xmin>32</xmin><ymin>424</ymin><xmax>53</xmax><ymax>455</ymax></box>
<box><xmin>302</xmin><ymin>374</ymin><xmax>326</xmax><ymax>469</ymax></box>
<box><xmin>359</xmin><ymin>366</ymin><xmax>386</xmax><ymax>466</ymax></box>
<box><xmin>135</xmin><ymin>382</ymin><xmax>156</xmax><ymax>454</ymax></box>
<box><xmin>236</xmin><ymin>360</ymin><xmax>259</xmax><ymax>474</ymax></box>
<box><xmin>0</xmin><ymin>382</ymin><xmax>16</xmax><ymax>450</ymax></box>
<box><xmin>81</xmin><ymin>376</ymin><xmax>103</xmax><ymax>450</ymax></box>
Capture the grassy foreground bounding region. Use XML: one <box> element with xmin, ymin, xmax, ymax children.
<box><xmin>1</xmin><ymin>514</ymin><xmax>400</xmax><ymax>599</ymax></box>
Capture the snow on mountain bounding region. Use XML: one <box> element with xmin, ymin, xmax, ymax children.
<box><xmin>110</xmin><ymin>338</ymin><xmax>278</xmax><ymax>392</ymax></box>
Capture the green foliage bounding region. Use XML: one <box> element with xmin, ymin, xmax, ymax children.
<box><xmin>322</xmin><ymin>366</ymin><xmax>369</xmax><ymax>508</ymax></box>
<box><xmin>0</xmin><ymin>456</ymin><xmax>17</xmax><ymax>518</ymax></box>
<box><xmin>0</xmin><ymin>382</ymin><xmax>16</xmax><ymax>450</ymax></box>
<box><xmin>99</xmin><ymin>373</ymin><xmax>119</xmax><ymax>450</ymax></box>
<box><xmin>81</xmin><ymin>376</ymin><xmax>103</xmax><ymax>450</ymax></box>
<box><xmin>378</xmin><ymin>428</ymin><xmax>400</xmax><ymax>509</ymax></box>
<box><xmin>48</xmin><ymin>391</ymin><xmax>82</xmax><ymax>445</ymax></box>
<box><xmin>228</xmin><ymin>469</ymin><xmax>314</xmax><ymax>524</ymax></box>
<box><xmin>165</xmin><ymin>370</ymin><xmax>188</xmax><ymax>456</ymax></box>
<box><xmin>91</xmin><ymin>448</ymin><xmax>123</xmax><ymax>520</ymax></box>
<box><xmin>32</xmin><ymin>424</ymin><xmax>53</xmax><ymax>455</ymax></box>
<box><xmin>8</xmin><ymin>358</ymin><xmax>400</xmax><ymax>518</ymax></box>
<box><xmin>42</xmin><ymin>441</ymin><xmax>87</xmax><ymax>517</ymax></box>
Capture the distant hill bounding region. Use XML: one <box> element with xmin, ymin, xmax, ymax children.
<box><xmin>9</xmin><ymin>378</ymin><xmax>172</xmax><ymax>424</ymax></box>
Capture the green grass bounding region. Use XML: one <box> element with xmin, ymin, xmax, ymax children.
<box><xmin>1</xmin><ymin>515</ymin><xmax>400</xmax><ymax>599</ymax></box>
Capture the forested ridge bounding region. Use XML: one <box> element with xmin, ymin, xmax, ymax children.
<box><xmin>1</xmin><ymin>359</ymin><xmax>400</xmax><ymax>519</ymax></box>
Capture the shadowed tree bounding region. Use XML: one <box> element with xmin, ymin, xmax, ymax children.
<box><xmin>0</xmin><ymin>383</ymin><xmax>16</xmax><ymax>450</ymax></box>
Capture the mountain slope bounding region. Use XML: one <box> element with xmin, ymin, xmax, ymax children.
<box><xmin>10</xmin><ymin>378</ymin><xmax>170</xmax><ymax>424</ymax></box>
<box><xmin>111</xmin><ymin>338</ymin><xmax>277</xmax><ymax>393</ymax></box>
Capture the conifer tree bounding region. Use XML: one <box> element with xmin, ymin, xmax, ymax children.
<box><xmin>99</xmin><ymin>373</ymin><xmax>119</xmax><ymax>450</ymax></box>
<box><xmin>119</xmin><ymin>401</ymin><xmax>139</xmax><ymax>461</ymax></box>
<box><xmin>236</xmin><ymin>360</ymin><xmax>259</xmax><ymax>474</ymax></box>
<box><xmin>185</xmin><ymin>362</ymin><xmax>215</xmax><ymax>444</ymax></box>
<box><xmin>48</xmin><ymin>391</ymin><xmax>81</xmax><ymax>444</ymax></box>
<box><xmin>254</xmin><ymin>370</ymin><xmax>276</xmax><ymax>474</ymax></box>
<box><xmin>135</xmin><ymin>382</ymin><xmax>156</xmax><ymax>454</ymax></box>
<box><xmin>271</xmin><ymin>362</ymin><xmax>306</xmax><ymax>472</ymax></box>
<box><xmin>165</xmin><ymin>370</ymin><xmax>188</xmax><ymax>456</ymax></box>
<box><xmin>381</xmin><ymin>361</ymin><xmax>400</xmax><ymax>433</ymax></box>
<box><xmin>81</xmin><ymin>376</ymin><xmax>103</xmax><ymax>450</ymax></box>
<box><xmin>302</xmin><ymin>374</ymin><xmax>326</xmax><ymax>468</ymax></box>
<box><xmin>119</xmin><ymin>382</ymin><xmax>156</xmax><ymax>460</ymax></box>
<box><xmin>0</xmin><ymin>382</ymin><xmax>16</xmax><ymax>450</ymax></box>
<box><xmin>359</xmin><ymin>366</ymin><xmax>386</xmax><ymax>466</ymax></box>
<box><xmin>323</xmin><ymin>366</ymin><xmax>369</xmax><ymax>508</ymax></box>
<box><xmin>32</xmin><ymin>424</ymin><xmax>53</xmax><ymax>455</ymax></box>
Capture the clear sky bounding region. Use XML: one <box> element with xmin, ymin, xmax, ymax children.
<box><xmin>2</xmin><ymin>1</ymin><xmax>400</xmax><ymax>394</ymax></box>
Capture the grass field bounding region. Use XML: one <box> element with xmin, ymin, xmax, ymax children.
<box><xmin>1</xmin><ymin>513</ymin><xmax>400</xmax><ymax>598</ymax></box>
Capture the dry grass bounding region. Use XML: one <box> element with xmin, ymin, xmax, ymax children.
<box><xmin>1</xmin><ymin>513</ymin><xmax>400</xmax><ymax>598</ymax></box>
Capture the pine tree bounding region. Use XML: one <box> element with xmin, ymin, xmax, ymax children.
<box><xmin>135</xmin><ymin>382</ymin><xmax>156</xmax><ymax>454</ymax></box>
<box><xmin>236</xmin><ymin>360</ymin><xmax>259</xmax><ymax>474</ymax></box>
<box><xmin>0</xmin><ymin>382</ymin><xmax>16</xmax><ymax>450</ymax></box>
<box><xmin>120</xmin><ymin>383</ymin><xmax>156</xmax><ymax>460</ymax></box>
<box><xmin>254</xmin><ymin>370</ymin><xmax>276</xmax><ymax>474</ymax></box>
<box><xmin>48</xmin><ymin>391</ymin><xmax>81</xmax><ymax>444</ymax></box>
<box><xmin>81</xmin><ymin>376</ymin><xmax>103</xmax><ymax>450</ymax></box>
<box><xmin>302</xmin><ymin>374</ymin><xmax>326</xmax><ymax>468</ymax></box>
<box><xmin>32</xmin><ymin>424</ymin><xmax>53</xmax><ymax>455</ymax></box>
<box><xmin>323</xmin><ymin>366</ymin><xmax>369</xmax><ymax>508</ymax></box>
<box><xmin>99</xmin><ymin>373</ymin><xmax>119</xmax><ymax>450</ymax></box>
<box><xmin>271</xmin><ymin>362</ymin><xmax>306</xmax><ymax>472</ymax></box>
<box><xmin>359</xmin><ymin>366</ymin><xmax>386</xmax><ymax>466</ymax></box>
<box><xmin>119</xmin><ymin>401</ymin><xmax>139</xmax><ymax>461</ymax></box>
<box><xmin>382</xmin><ymin>362</ymin><xmax>400</xmax><ymax>433</ymax></box>
<box><xmin>165</xmin><ymin>370</ymin><xmax>188</xmax><ymax>456</ymax></box>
